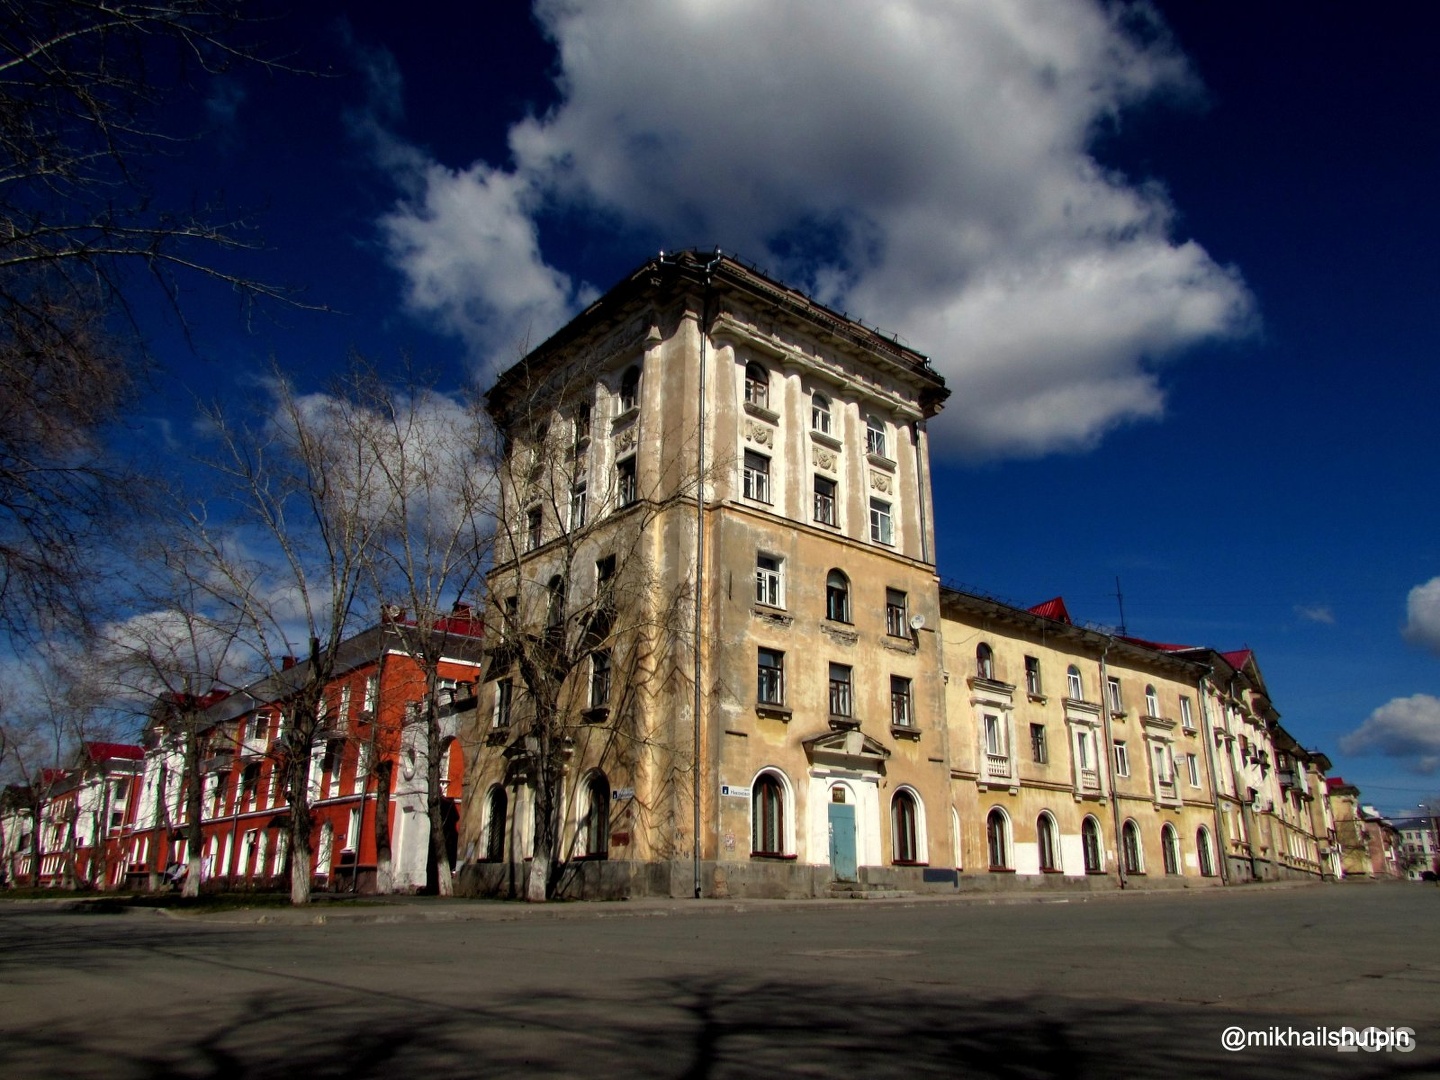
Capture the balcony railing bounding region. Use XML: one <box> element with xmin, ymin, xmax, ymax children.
<box><xmin>1079</xmin><ymin>768</ymin><xmax>1100</xmax><ymax>793</ymax></box>
<box><xmin>985</xmin><ymin>753</ymin><xmax>1012</xmax><ymax>781</ymax></box>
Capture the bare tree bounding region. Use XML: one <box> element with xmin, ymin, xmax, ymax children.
<box><xmin>481</xmin><ymin>368</ymin><xmax>699</xmax><ymax>902</ymax></box>
<box><xmin>98</xmin><ymin>526</ymin><xmax>252</xmax><ymax>896</ymax></box>
<box><xmin>0</xmin><ymin>1</ymin><xmax>304</xmax><ymax>643</ymax></box>
<box><xmin>189</xmin><ymin>368</ymin><xmax>390</xmax><ymax>905</ymax></box>
<box><xmin>351</xmin><ymin>364</ymin><xmax>492</xmax><ymax>895</ymax></box>
<box><xmin>0</xmin><ymin>650</ymin><xmax>123</xmax><ymax>887</ymax></box>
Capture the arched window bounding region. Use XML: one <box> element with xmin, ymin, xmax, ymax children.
<box><xmin>986</xmin><ymin>808</ymin><xmax>1010</xmax><ymax>869</ymax></box>
<box><xmin>580</xmin><ymin>772</ymin><xmax>610</xmax><ymax>859</ymax></box>
<box><xmin>1067</xmin><ymin>665</ymin><xmax>1084</xmax><ymax>700</ymax></box>
<box><xmin>811</xmin><ymin>392</ymin><xmax>831</xmax><ymax>434</ymax></box>
<box><xmin>1161</xmin><ymin>823</ymin><xmax>1180</xmax><ymax>875</ymax></box>
<box><xmin>866</xmin><ymin>415</ymin><xmax>887</xmax><ymax>458</ymax></box>
<box><xmin>976</xmin><ymin>643</ymin><xmax>994</xmax><ymax>680</ymax></box>
<box><xmin>892</xmin><ymin>790</ymin><xmax>920</xmax><ymax>863</ymax></box>
<box><xmin>1037</xmin><ymin>812</ymin><xmax>1060</xmax><ymax>872</ymax></box>
<box><xmin>1082</xmin><ymin>816</ymin><xmax>1104</xmax><ymax>873</ymax></box>
<box><xmin>484</xmin><ymin>786</ymin><xmax>506</xmax><ymax>861</ymax></box>
<box><xmin>1145</xmin><ymin>685</ymin><xmax>1160</xmax><ymax>718</ymax></box>
<box><xmin>1197</xmin><ymin>826</ymin><xmax>1215</xmax><ymax>877</ymax></box>
<box><xmin>1122</xmin><ymin>819</ymin><xmax>1144</xmax><ymax>874</ymax></box>
<box><xmin>744</xmin><ymin>362</ymin><xmax>769</xmax><ymax>409</ymax></box>
<box><xmin>619</xmin><ymin>365</ymin><xmax>641</xmax><ymax>412</ymax></box>
<box><xmin>752</xmin><ymin>772</ymin><xmax>788</xmax><ymax>856</ymax></box>
<box><xmin>825</xmin><ymin>569</ymin><xmax>851</xmax><ymax>623</ymax></box>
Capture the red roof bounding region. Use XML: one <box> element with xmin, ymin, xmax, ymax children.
<box><xmin>1027</xmin><ymin>597</ymin><xmax>1072</xmax><ymax>624</ymax></box>
<box><xmin>83</xmin><ymin>742</ymin><xmax>144</xmax><ymax>762</ymax></box>
<box><xmin>1220</xmin><ymin>649</ymin><xmax>1254</xmax><ymax>672</ymax></box>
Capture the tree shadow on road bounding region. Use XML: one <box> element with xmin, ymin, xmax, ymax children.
<box><xmin>1</xmin><ymin>967</ymin><xmax>1434</xmax><ymax>1079</ymax></box>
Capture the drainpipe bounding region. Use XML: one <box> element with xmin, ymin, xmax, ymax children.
<box><xmin>691</xmin><ymin>250</ymin><xmax>722</xmax><ymax>900</ymax></box>
<box><xmin>1096</xmin><ymin>639</ymin><xmax>1125</xmax><ymax>888</ymax></box>
<box><xmin>1195</xmin><ymin>666</ymin><xmax>1231</xmax><ymax>885</ymax></box>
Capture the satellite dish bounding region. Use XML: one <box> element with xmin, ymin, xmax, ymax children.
<box><xmin>909</xmin><ymin>614</ymin><xmax>926</xmax><ymax>631</ymax></box>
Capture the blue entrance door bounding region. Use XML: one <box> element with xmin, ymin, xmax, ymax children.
<box><xmin>828</xmin><ymin>802</ymin><xmax>857</xmax><ymax>881</ymax></box>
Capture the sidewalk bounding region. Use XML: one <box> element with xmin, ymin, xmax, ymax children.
<box><xmin>139</xmin><ymin>876</ymin><xmax>1329</xmax><ymax>926</ymax></box>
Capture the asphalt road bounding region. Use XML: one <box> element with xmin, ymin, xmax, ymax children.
<box><xmin>0</xmin><ymin>883</ymin><xmax>1436</xmax><ymax>1078</ymax></box>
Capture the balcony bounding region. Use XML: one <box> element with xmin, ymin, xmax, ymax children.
<box><xmin>1079</xmin><ymin>768</ymin><xmax>1101</xmax><ymax>794</ymax></box>
<box><xmin>985</xmin><ymin>753</ymin><xmax>1012</xmax><ymax>782</ymax></box>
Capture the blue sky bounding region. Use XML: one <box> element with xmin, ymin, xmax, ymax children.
<box><xmin>132</xmin><ymin>1</ymin><xmax>1440</xmax><ymax>814</ymax></box>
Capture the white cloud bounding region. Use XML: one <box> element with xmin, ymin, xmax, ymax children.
<box><xmin>371</xmin><ymin>0</ymin><xmax>1254</xmax><ymax>459</ymax></box>
<box><xmin>1404</xmin><ymin>577</ymin><xmax>1440</xmax><ymax>655</ymax></box>
<box><xmin>1295</xmin><ymin>604</ymin><xmax>1336</xmax><ymax>625</ymax></box>
<box><xmin>378</xmin><ymin>162</ymin><xmax>595</xmax><ymax>365</ymax></box>
<box><xmin>1341</xmin><ymin>694</ymin><xmax>1440</xmax><ymax>774</ymax></box>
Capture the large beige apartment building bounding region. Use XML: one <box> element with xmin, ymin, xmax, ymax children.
<box><xmin>458</xmin><ymin>252</ymin><xmax>1340</xmax><ymax>900</ymax></box>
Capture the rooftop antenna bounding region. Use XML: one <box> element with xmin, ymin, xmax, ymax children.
<box><xmin>1115</xmin><ymin>576</ymin><xmax>1128</xmax><ymax>637</ymax></box>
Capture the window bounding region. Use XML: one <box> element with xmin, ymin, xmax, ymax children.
<box><xmin>1186</xmin><ymin>753</ymin><xmax>1200</xmax><ymax>787</ymax></box>
<box><xmin>813</xmin><ymin>475</ymin><xmax>836</xmax><ymax>525</ymax></box>
<box><xmin>869</xmin><ymin>498</ymin><xmax>893</xmax><ymax>544</ymax></box>
<box><xmin>1122</xmin><ymin>820</ymin><xmax>1144</xmax><ymax>874</ymax></box>
<box><xmin>983</xmin><ymin>713</ymin><xmax>1004</xmax><ymax>756</ymax></box>
<box><xmin>1145</xmin><ymin>685</ymin><xmax>1159</xmax><ymax>718</ymax></box>
<box><xmin>1025</xmin><ymin>656</ymin><xmax>1042</xmax><ymax>696</ymax></box>
<box><xmin>1197</xmin><ymin>826</ymin><xmax>1215</xmax><ymax>877</ymax></box>
<box><xmin>525</xmin><ymin>507</ymin><xmax>543</xmax><ymax>552</ymax></box>
<box><xmin>619</xmin><ymin>365</ymin><xmax>640</xmax><ymax>412</ymax></box>
<box><xmin>1075</xmin><ymin>729</ymin><xmax>1092</xmax><ymax>769</ymax></box>
<box><xmin>825</xmin><ymin>569</ymin><xmax>851</xmax><ymax>623</ymax></box>
<box><xmin>742</xmin><ymin>451</ymin><xmax>771</xmax><ymax>503</ymax></box>
<box><xmin>1153</xmin><ymin>744</ymin><xmax>1172</xmax><ymax>785</ymax></box>
<box><xmin>1082</xmin><ymin>816</ymin><xmax>1104</xmax><ymax>873</ymax></box>
<box><xmin>986</xmin><ymin>808</ymin><xmax>1010</xmax><ymax>869</ymax></box>
<box><xmin>580</xmin><ymin>773</ymin><xmax>610</xmax><ymax>858</ymax></box>
<box><xmin>755</xmin><ymin>553</ymin><xmax>784</xmax><ymax>608</ymax></box>
<box><xmin>569</xmin><ymin>482</ymin><xmax>587</xmax><ymax>531</ymax></box>
<box><xmin>1180</xmin><ymin>696</ymin><xmax>1195</xmax><ymax>732</ymax></box>
<box><xmin>1066</xmin><ymin>665</ymin><xmax>1084</xmax><ymax>701</ymax></box>
<box><xmin>484</xmin><ymin>786</ymin><xmax>506</xmax><ymax>861</ymax></box>
<box><xmin>757</xmin><ymin>648</ymin><xmax>784</xmax><ymax>705</ymax></box>
<box><xmin>866</xmin><ymin>415</ymin><xmax>887</xmax><ymax>458</ymax></box>
<box><xmin>1030</xmin><ymin>723</ymin><xmax>1048</xmax><ymax>764</ymax></box>
<box><xmin>572</xmin><ymin>405</ymin><xmax>591</xmax><ymax>450</ymax></box>
<box><xmin>890</xmin><ymin>676</ymin><xmax>913</xmax><ymax>728</ymax></box>
<box><xmin>1161</xmin><ymin>824</ymin><xmax>1180</xmax><ymax>875</ymax></box>
<box><xmin>892</xmin><ymin>790</ymin><xmax>920</xmax><ymax>863</ymax></box>
<box><xmin>811</xmin><ymin>392</ymin><xmax>831</xmax><ymax>434</ymax></box>
<box><xmin>616</xmin><ymin>457</ymin><xmax>637</xmax><ymax>507</ymax></box>
<box><xmin>744</xmin><ymin>362</ymin><xmax>769</xmax><ymax>409</ymax></box>
<box><xmin>589</xmin><ymin>651</ymin><xmax>612</xmax><ymax>709</ymax></box>
<box><xmin>752</xmin><ymin>773</ymin><xmax>787</xmax><ymax>855</ymax></box>
<box><xmin>1107</xmin><ymin>677</ymin><xmax>1124</xmax><ymax>714</ymax></box>
<box><xmin>240</xmin><ymin>764</ymin><xmax>260</xmax><ymax>810</ymax></box>
<box><xmin>1114</xmin><ymin>740</ymin><xmax>1130</xmax><ymax>777</ymax></box>
<box><xmin>493</xmin><ymin>678</ymin><xmax>513</xmax><ymax>729</ymax></box>
<box><xmin>1038</xmin><ymin>813</ymin><xmax>1060</xmax><ymax>872</ymax></box>
<box><xmin>545</xmin><ymin>575</ymin><xmax>566</xmax><ymax>632</ymax></box>
<box><xmin>976</xmin><ymin>642</ymin><xmax>994</xmax><ymax>680</ymax></box>
<box><xmin>885</xmin><ymin>589</ymin><xmax>909</xmax><ymax>637</ymax></box>
<box><xmin>828</xmin><ymin>663</ymin><xmax>853</xmax><ymax>718</ymax></box>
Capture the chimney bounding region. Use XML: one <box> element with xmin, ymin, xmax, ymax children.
<box><xmin>281</xmin><ymin>656</ymin><xmax>297</xmax><ymax>670</ymax></box>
